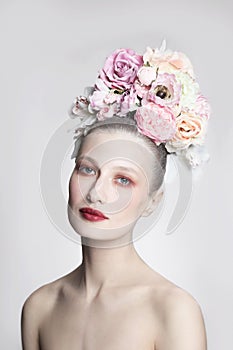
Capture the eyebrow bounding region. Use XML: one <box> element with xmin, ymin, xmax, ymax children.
<box><xmin>76</xmin><ymin>156</ymin><xmax>139</xmax><ymax>175</ymax></box>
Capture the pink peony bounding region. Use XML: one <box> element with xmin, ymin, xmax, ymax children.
<box><xmin>134</xmin><ymin>102</ymin><xmax>176</xmax><ymax>144</ymax></box>
<box><xmin>194</xmin><ymin>94</ymin><xmax>211</xmax><ymax>120</ymax></box>
<box><xmin>99</xmin><ymin>48</ymin><xmax>143</xmax><ymax>91</ymax></box>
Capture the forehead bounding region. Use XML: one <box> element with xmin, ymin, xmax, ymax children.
<box><xmin>78</xmin><ymin>131</ymin><xmax>155</xmax><ymax>175</ymax></box>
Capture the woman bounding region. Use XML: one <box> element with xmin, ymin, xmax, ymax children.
<box><xmin>21</xmin><ymin>42</ymin><xmax>209</xmax><ymax>349</ymax></box>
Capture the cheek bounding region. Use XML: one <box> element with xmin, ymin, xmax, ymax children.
<box><xmin>68</xmin><ymin>174</ymin><xmax>82</xmax><ymax>206</ymax></box>
<box><xmin>69</xmin><ymin>173</ymin><xmax>95</xmax><ymax>205</ymax></box>
<box><xmin>119</xmin><ymin>185</ymin><xmax>149</xmax><ymax>219</ymax></box>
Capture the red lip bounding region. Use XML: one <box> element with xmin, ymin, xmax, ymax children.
<box><xmin>79</xmin><ymin>207</ymin><xmax>109</xmax><ymax>219</ymax></box>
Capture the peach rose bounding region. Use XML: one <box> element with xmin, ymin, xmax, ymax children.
<box><xmin>165</xmin><ymin>112</ymin><xmax>207</xmax><ymax>152</ymax></box>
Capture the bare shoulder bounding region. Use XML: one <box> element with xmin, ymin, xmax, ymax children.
<box><xmin>159</xmin><ymin>283</ymin><xmax>205</xmax><ymax>324</ymax></box>
<box><xmin>150</xmin><ymin>276</ymin><xmax>207</xmax><ymax>350</ymax></box>
<box><xmin>22</xmin><ymin>281</ymin><xmax>58</xmax><ymax>321</ymax></box>
<box><xmin>21</xmin><ymin>273</ymin><xmax>72</xmax><ymax>349</ymax></box>
<box><xmin>21</xmin><ymin>268</ymin><xmax>78</xmax><ymax>316</ymax></box>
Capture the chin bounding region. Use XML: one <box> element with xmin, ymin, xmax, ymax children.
<box><xmin>67</xmin><ymin>206</ymin><xmax>136</xmax><ymax>245</ymax></box>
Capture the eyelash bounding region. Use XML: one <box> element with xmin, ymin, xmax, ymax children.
<box><xmin>76</xmin><ymin>164</ymin><xmax>133</xmax><ymax>187</ymax></box>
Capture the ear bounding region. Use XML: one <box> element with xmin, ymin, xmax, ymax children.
<box><xmin>141</xmin><ymin>188</ymin><xmax>164</xmax><ymax>217</ymax></box>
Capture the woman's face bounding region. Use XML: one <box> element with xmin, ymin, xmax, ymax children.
<box><xmin>68</xmin><ymin>130</ymin><xmax>161</xmax><ymax>244</ymax></box>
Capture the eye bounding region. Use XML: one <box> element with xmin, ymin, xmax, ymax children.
<box><xmin>76</xmin><ymin>164</ymin><xmax>96</xmax><ymax>176</ymax></box>
<box><xmin>115</xmin><ymin>176</ymin><xmax>133</xmax><ymax>187</ymax></box>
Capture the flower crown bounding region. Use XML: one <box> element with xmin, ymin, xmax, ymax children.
<box><xmin>69</xmin><ymin>40</ymin><xmax>211</xmax><ymax>168</ymax></box>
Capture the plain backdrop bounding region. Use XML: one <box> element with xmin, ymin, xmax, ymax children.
<box><xmin>1</xmin><ymin>0</ymin><xmax>233</xmax><ymax>349</ymax></box>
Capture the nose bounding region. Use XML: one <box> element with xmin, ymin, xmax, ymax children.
<box><xmin>86</xmin><ymin>176</ymin><xmax>108</xmax><ymax>204</ymax></box>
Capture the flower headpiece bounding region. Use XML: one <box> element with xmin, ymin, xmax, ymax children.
<box><xmin>69</xmin><ymin>40</ymin><xmax>211</xmax><ymax>168</ymax></box>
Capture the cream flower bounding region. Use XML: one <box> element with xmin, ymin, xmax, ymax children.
<box><xmin>175</xmin><ymin>72</ymin><xmax>199</xmax><ymax>109</ymax></box>
<box><xmin>143</xmin><ymin>46</ymin><xmax>195</xmax><ymax>78</ymax></box>
<box><xmin>143</xmin><ymin>46</ymin><xmax>172</xmax><ymax>67</ymax></box>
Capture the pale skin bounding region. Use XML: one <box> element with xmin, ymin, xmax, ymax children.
<box><xmin>21</xmin><ymin>130</ymin><xmax>207</xmax><ymax>350</ymax></box>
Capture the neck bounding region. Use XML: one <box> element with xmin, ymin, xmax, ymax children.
<box><xmin>77</xmin><ymin>239</ymin><xmax>144</xmax><ymax>299</ymax></box>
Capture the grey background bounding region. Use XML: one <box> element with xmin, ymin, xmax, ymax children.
<box><xmin>1</xmin><ymin>0</ymin><xmax>233</xmax><ymax>348</ymax></box>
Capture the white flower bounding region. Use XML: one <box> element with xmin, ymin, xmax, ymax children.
<box><xmin>143</xmin><ymin>43</ymin><xmax>195</xmax><ymax>78</ymax></box>
<box><xmin>143</xmin><ymin>46</ymin><xmax>172</xmax><ymax>67</ymax></box>
<box><xmin>137</xmin><ymin>66</ymin><xmax>157</xmax><ymax>86</ymax></box>
<box><xmin>181</xmin><ymin>145</ymin><xmax>210</xmax><ymax>168</ymax></box>
<box><xmin>175</xmin><ymin>72</ymin><xmax>199</xmax><ymax>109</ymax></box>
<box><xmin>70</xmin><ymin>96</ymin><xmax>92</xmax><ymax>119</ymax></box>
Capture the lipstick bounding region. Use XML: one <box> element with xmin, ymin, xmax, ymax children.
<box><xmin>79</xmin><ymin>207</ymin><xmax>109</xmax><ymax>222</ymax></box>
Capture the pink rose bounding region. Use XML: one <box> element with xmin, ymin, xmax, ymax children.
<box><xmin>134</xmin><ymin>102</ymin><xmax>176</xmax><ymax>144</ymax></box>
<box><xmin>137</xmin><ymin>66</ymin><xmax>157</xmax><ymax>86</ymax></box>
<box><xmin>147</xmin><ymin>73</ymin><xmax>181</xmax><ymax>109</ymax></box>
<box><xmin>99</xmin><ymin>48</ymin><xmax>143</xmax><ymax>91</ymax></box>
